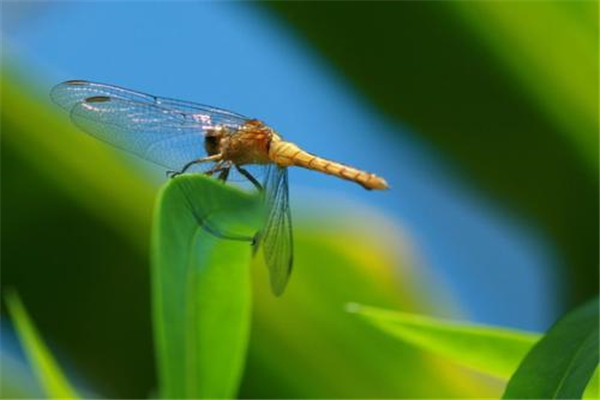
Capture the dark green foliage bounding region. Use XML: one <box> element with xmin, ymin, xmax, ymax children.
<box><xmin>504</xmin><ymin>297</ymin><xmax>599</xmax><ymax>399</ymax></box>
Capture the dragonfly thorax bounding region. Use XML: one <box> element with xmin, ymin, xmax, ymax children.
<box><xmin>219</xmin><ymin>119</ymin><xmax>273</xmax><ymax>166</ymax></box>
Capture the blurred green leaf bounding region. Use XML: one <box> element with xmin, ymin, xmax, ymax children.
<box><xmin>503</xmin><ymin>297</ymin><xmax>599</xmax><ymax>399</ymax></box>
<box><xmin>0</xmin><ymin>351</ymin><xmax>45</xmax><ymax>399</ymax></box>
<box><xmin>152</xmin><ymin>174</ymin><xmax>264</xmax><ymax>399</ymax></box>
<box><xmin>4</xmin><ymin>290</ymin><xmax>80</xmax><ymax>399</ymax></box>
<box><xmin>1</xmin><ymin>66</ymin><xmax>156</xmax><ymax>253</ymax></box>
<box><xmin>347</xmin><ymin>303</ymin><xmax>539</xmax><ymax>380</ymax></box>
<box><xmin>2</xmin><ymin>66</ymin><xmax>156</xmax><ymax>397</ymax></box>
<box><xmin>452</xmin><ymin>1</ymin><xmax>598</xmax><ymax>169</ymax></box>
<box><xmin>347</xmin><ymin>302</ymin><xmax>598</xmax><ymax>399</ymax></box>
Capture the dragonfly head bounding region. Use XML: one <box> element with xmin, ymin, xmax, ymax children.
<box><xmin>204</xmin><ymin>126</ymin><xmax>227</xmax><ymax>156</ymax></box>
<box><xmin>204</xmin><ymin>133</ymin><xmax>220</xmax><ymax>156</ymax></box>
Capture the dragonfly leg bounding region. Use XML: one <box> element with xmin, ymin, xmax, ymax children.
<box><xmin>205</xmin><ymin>161</ymin><xmax>231</xmax><ymax>180</ymax></box>
<box><xmin>169</xmin><ymin>154</ymin><xmax>223</xmax><ymax>178</ymax></box>
<box><xmin>217</xmin><ymin>167</ymin><xmax>230</xmax><ymax>182</ymax></box>
<box><xmin>235</xmin><ymin>165</ymin><xmax>263</xmax><ymax>191</ymax></box>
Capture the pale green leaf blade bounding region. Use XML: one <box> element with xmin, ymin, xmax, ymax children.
<box><xmin>152</xmin><ymin>174</ymin><xmax>264</xmax><ymax>399</ymax></box>
<box><xmin>348</xmin><ymin>303</ymin><xmax>539</xmax><ymax>379</ymax></box>
<box><xmin>4</xmin><ymin>290</ymin><xmax>80</xmax><ymax>399</ymax></box>
<box><xmin>348</xmin><ymin>302</ymin><xmax>599</xmax><ymax>398</ymax></box>
<box><xmin>583</xmin><ymin>368</ymin><xmax>599</xmax><ymax>400</ymax></box>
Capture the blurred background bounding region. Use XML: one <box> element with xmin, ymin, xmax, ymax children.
<box><xmin>1</xmin><ymin>1</ymin><xmax>597</xmax><ymax>398</ymax></box>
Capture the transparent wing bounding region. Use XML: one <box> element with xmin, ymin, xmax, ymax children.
<box><xmin>69</xmin><ymin>96</ymin><xmax>217</xmax><ymax>170</ymax></box>
<box><xmin>257</xmin><ymin>165</ymin><xmax>293</xmax><ymax>296</ymax></box>
<box><xmin>51</xmin><ymin>80</ymin><xmax>248</xmax><ymax>128</ymax></box>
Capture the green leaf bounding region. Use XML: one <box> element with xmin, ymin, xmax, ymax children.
<box><xmin>152</xmin><ymin>174</ymin><xmax>264</xmax><ymax>399</ymax></box>
<box><xmin>1</xmin><ymin>66</ymin><xmax>156</xmax><ymax>253</ymax></box>
<box><xmin>348</xmin><ymin>303</ymin><xmax>598</xmax><ymax>399</ymax></box>
<box><xmin>503</xmin><ymin>297</ymin><xmax>599</xmax><ymax>399</ymax></box>
<box><xmin>2</xmin><ymin>69</ymin><xmax>157</xmax><ymax>396</ymax></box>
<box><xmin>347</xmin><ymin>303</ymin><xmax>539</xmax><ymax>380</ymax></box>
<box><xmin>4</xmin><ymin>290</ymin><xmax>80</xmax><ymax>399</ymax></box>
<box><xmin>452</xmin><ymin>1</ymin><xmax>598</xmax><ymax>169</ymax></box>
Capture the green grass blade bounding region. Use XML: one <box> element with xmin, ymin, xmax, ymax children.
<box><xmin>152</xmin><ymin>174</ymin><xmax>264</xmax><ymax>399</ymax></box>
<box><xmin>347</xmin><ymin>303</ymin><xmax>539</xmax><ymax>380</ymax></box>
<box><xmin>503</xmin><ymin>297</ymin><xmax>599</xmax><ymax>399</ymax></box>
<box><xmin>4</xmin><ymin>290</ymin><xmax>80</xmax><ymax>399</ymax></box>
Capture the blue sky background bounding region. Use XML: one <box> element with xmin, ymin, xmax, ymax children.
<box><xmin>3</xmin><ymin>1</ymin><xmax>559</xmax><ymax>331</ymax></box>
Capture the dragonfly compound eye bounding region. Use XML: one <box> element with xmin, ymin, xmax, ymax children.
<box><xmin>204</xmin><ymin>134</ymin><xmax>220</xmax><ymax>156</ymax></box>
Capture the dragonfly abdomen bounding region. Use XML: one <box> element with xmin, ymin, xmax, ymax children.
<box><xmin>269</xmin><ymin>140</ymin><xmax>388</xmax><ymax>190</ymax></box>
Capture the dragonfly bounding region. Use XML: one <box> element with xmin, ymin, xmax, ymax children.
<box><xmin>51</xmin><ymin>80</ymin><xmax>388</xmax><ymax>295</ymax></box>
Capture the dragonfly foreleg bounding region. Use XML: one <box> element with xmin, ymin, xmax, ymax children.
<box><xmin>205</xmin><ymin>161</ymin><xmax>231</xmax><ymax>181</ymax></box>
<box><xmin>217</xmin><ymin>167</ymin><xmax>230</xmax><ymax>182</ymax></box>
<box><xmin>168</xmin><ymin>154</ymin><xmax>223</xmax><ymax>178</ymax></box>
<box><xmin>235</xmin><ymin>165</ymin><xmax>263</xmax><ymax>191</ymax></box>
